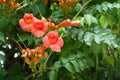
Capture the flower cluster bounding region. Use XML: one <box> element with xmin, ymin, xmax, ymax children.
<box><xmin>19</xmin><ymin>14</ymin><xmax>48</xmax><ymax>37</ymax></box>
<box><xmin>21</xmin><ymin>46</ymin><xmax>47</xmax><ymax>65</ymax></box>
<box><xmin>21</xmin><ymin>31</ymin><xmax>64</xmax><ymax>65</ymax></box>
<box><xmin>43</xmin><ymin>0</ymin><xmax>48</xmax><ymax>5</ymax></box>
<box><xmin>19</xmin><ymin>13</ymin><xmax>80</xmax><ymax>37</ymax></box>
<box><xmin>0</xmin><ymin>0</ymin><xmax>20</xmax><ymax>10</ymax></box>
<box><xmin>58</xmin><ymin>0</ymin><xmax>80</xmax><ymax>11</ymax></box>
<box><xmin>19</xmin><ymin>13</ymin><xmax>80</xmax><ymax>66</ymax></box>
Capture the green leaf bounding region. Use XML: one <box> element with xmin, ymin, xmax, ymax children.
<box><xmin>90</xmin><ymin>42</ymin><xmax>101</xmax><ymax>54</ymax></box>
<box><xmin>84</xmin><ymin>32</ymin><xmax>94</xmax><ymax>45</ymax></box>
<box><xmin>0</xmin><ymin>54</ymin><xmax>6</xmax><ymax>62</ymax></box>
<box><xmin>107</xmin><ymin>56</ymin><xmax>114</xmax><ymax>66</ymax></box>
<box><xmin>49</xmin><ymin>70</ymin><xmax>57</xmax><ymax>80</ymax></box>
<box><xmin>74</xmin><ymin>3</ymin><xmax>82</xmax><ymax>12</ymax></box>
<box><xmin>64</xmin><ymin>63</ymin><xmax>75</xmax><ymax>73</ymax></box>
<box><xmin>84</xmin><ymin>14</ymin><xmax>98</xmax><ymax>26</ymax></box>
<box><xmin>0</xmin><ymin>32</ymin><xmax>5</xmax><ymax>44</ymax></box>
<box><xmin>100</xmin><ymin>15</ymin><xmax>109</xmax><ymax>28</ymax></box>
<box><xmin>76</xmin><ymin>51</ymin><xmax>86</xmax><ymax>58</ymax></box>
<box><xmin>78</xmin><ymin>30</ymin><xmax>84</xmax><ymax>41</ymax></box>
<box><xmin>111</xmin><ymin>40</ymin><xmax>118</xmax><ymax>48</ymax></box>
<box><xmin>91</xmin><ymin>16</ymin><xmax>98</xmax><ymax>24</ymax></box>
<box><xmin>101</xmin><ymin>44</ymin><xmax>107</xmax><ymax>59</ymax></box>
<box><xmin>103</xmin><ymin>35</ymin><xmax>112</xmax><ymax>46</ymax></box>
<box><xmin>86</xmin><ymin>58</ymin><xmax>95</xmax><ymax>67</ymax></box>
<box><xmin>71</xmin><ymin>28</ymin><xmax>79</xmax><ymax>40</ymax></box>
<box><xmin>94</xmin><ymin>34</ymin><xmax>103</xmax><ymax>44</ymax></box>
<box><xmin>77</xmin><ymin>60</ymin><xmax>84</xmax><ymax>71</ymax></box>
<box><xmin>85</xmin><ymin>14</ymin><xmax>92</xmax><ymax>26</ymax></box>
<box><xmin>54</xmin><ymin>61</ymin><xmax>62</xmax><ymax>69</ymax></box>
<box><xmin>60</xmin><ymin>57</ymin><xmax>69</xmax><ymax>64</ymax></box>
<box><xmin>80</xmin><ymin>17</ymin><xmax>85</xmax><ymax>27</ymax></box>
<box><xmin>71</xmin><ymin>60</ymin><xmax>80</xmax><ymax>72</ymax></box>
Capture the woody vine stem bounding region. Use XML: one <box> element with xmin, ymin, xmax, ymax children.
<box><xmin>73</xmin><ymin>0</ymin><xmax>92</xmax><ymax>19</ymax></box>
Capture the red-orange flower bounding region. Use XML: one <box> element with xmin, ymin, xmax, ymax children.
<box><xmin>21</xmin><ymin>46</ymin><xmax>47</xmax><ymax>65</ymax></box>
<box><xmin>19</xmin><ymin>13</ymin><xmax>38</xmax><ymax>32</ymax></box>
<box><xmin>43</xmin><ymin>0</ymin><xmax>48</xmax><ymax>5</ymax></box>
<box><xmin>58</xmin><ymin>0</ymin><xmax>80</xmax><ymax>12</ymax></box>
<box><xmin>31</xmin><ymin>17</ymin><xmax>48</xmax><ymax>37</ymax></box>
<box><xmin>43</xmin><ymin>31</ymin><xmax>64</xmax><ymax>52</ymax></box>
<box><xmin>55</xmin><ymin>19</ymin><xmax>80</xmax><ymax>30</ymax></box>
<box><xmin>0</xmin><ymin>0</ymin><xmax>20</xmax><ymax>10</ymax></box>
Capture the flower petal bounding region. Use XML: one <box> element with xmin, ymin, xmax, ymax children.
<box><xmin>43</xmin><ymin>36</ymin><xmax>51</xmax><ymax>48</ymax></box>
<box><xmin>50</xmin><ymin>45</ymin><xmax>61</xmax><ymax>52</ymax></box>
<box><xmin>32</xmin><ymin>30</ymin><xmax>45</xmax><ymax>37</ymax></box>
<box><xmin>55</xmin><ymin>38</ymin><xmax>64</xmax><ymax>47</ymax></box>
<box><xmin>19</xmin><ymin>19</ymin><xmax>32</xmax><ymax>32</ymax></box>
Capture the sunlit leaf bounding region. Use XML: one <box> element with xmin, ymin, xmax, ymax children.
<box><xmin>84</xmin><ymin>32</ymin><xmax>94</xmax><ymax>45</ymax></box>
<box><xmin>100</xmin><ymin>15</ymin><xmax>109</xmax><ymax>28</ymax></box>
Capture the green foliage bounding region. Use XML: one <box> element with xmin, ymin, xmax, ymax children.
<box><xmin>0</xmin><ymin>0</ymin><xmax>120</xmax><ymax>80</ymax></box>
<box><xmin>49</xmin><ymin>52</ymin><xmax>94</xmax><ymax>80</ymax></box>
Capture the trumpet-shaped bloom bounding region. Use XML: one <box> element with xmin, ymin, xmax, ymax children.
<box><xmin>31</xmin><ymin>18</ymin><xmax>48</xmax><ymax>37</ymax></box>
<box><xmin>55</xmin><ymin>19</ymin><xmax>80</xmax><ymax>29</ymax></box>
<box><xmin>19</xmin><ymin>13</ymin><xmax>37</xmax><ymax>32</ymax></box>
<box><xmin>43</xmin><ymin>31</ymin><xmax>64</xmax><ymax>52</ymax></box>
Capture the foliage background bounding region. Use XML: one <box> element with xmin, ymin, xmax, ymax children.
<box><xmin>0</xmin><ymin>0</ymin><xmax>120</xmax><ymax>80</ymax></box>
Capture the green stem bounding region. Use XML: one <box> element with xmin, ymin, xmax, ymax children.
<box><xmin>44</xmin><ymin>51</ymin><xmax>53</xmax><ymax>65</ymax></box>
<box><xmin>73</xmin><ymin>0</ymin><xmax>92</xmax><ymax>19</ymax></box>
<box><xmin>25</xmin><ymin>71</ymin><xmax>39</xmax><ymax>80</ymax></box>
<box><xmin>36</xmin><ymin>6</ymin><xmax>43</xmax><ymax>18</ymax></box>
<box><xmin>95</xmin><ymin>55</ymin><xmax>98</xmax><ymax>74</ymax></box>
<box><xmin>16</xmin><ymin>3</ymin><xmax>28</xmax><ymax>11</ymax></box>
<box><xmin>17</xmin><ymin>33</ymin><xmax>27</xmax><ymax>49</ymax></box>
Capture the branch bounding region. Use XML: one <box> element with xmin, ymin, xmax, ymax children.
<box><xmin>73</xmin><ymin>0</ymin><xmax>92</xmax><ymax>19</ymax></box>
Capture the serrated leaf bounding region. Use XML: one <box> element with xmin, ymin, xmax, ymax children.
<box><xmin>102</xmin><ymin>4</ymin><xmax>108</xmax><ymax>11</ymax></box>
<box><xmin>78</xmin><ymin>30</ymin><xmax>84</xmax><ymax>41</ymax></box>
<box><xmin>111</xmin><ymin>40</ymin><xmax>118</xmax><ymax>48</ymax></box>
<box><xmin>91</xmin><ymin>16</ymin><xmax>98</xmax><ymax>24</ymax></box>
<box><xmin>84</xmin><ymin>32</ymin><xmax>94</xmax><ymax>45</ymax></box>
<box><xmin>71</xmin><ymin>60</ymin><xmax>80</xmax><ymax>72</ymax></box>
<box><xmin>85</xmin><ymin>14</ymin><xmax>92</xmax><ymax>26</ymax></box>
<box><xmin>94</xmin><ymin>34</ymin><xmax>103</xmax><ymax>44</ymax></box>
<box><xmin>103</xmin><ymin>35</ymin><xmax>112</xmax><ymax>46</ymax></box>
<box><xmin>95</xmin><ymin>5</ymin><xmax>102</xmax><ymax>12</ymax></box>
<box><xmin>49</xmin><ymin>70</ymin><xmax>57</xmax><ymax>80</ymax></box>
<box><xmin>100</xmin><ymin>15</ymin><xmax>109</xmax><ymax>28</ymax></box>
<box><xmin>84</xmin><ymin>14</ymin><xmax>97</xmax><ymax>26</ymax></box>
<box><xmin>80</xmin><ymin>17</ymin><xmax>85</xmax><ymax>27</ymax></box>
<box><xmin>64</xmin><ymin>63</ymin><xmax>75</xmax><ymax>73</ymax></box>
